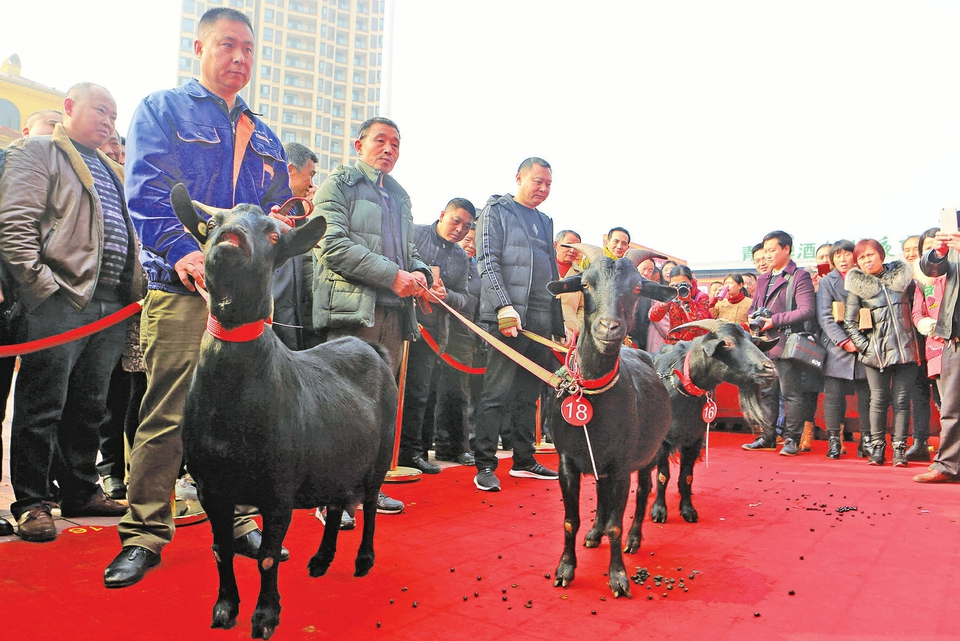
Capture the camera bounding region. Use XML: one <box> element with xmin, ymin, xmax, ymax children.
<box><xmin>748</xmin><ymin>307</ymin><xmax>772</xmax><ymax>332</ymax></box>
<box><xmin>672</xmin><ymin>282</ymin><xmax>692</xmax><ymax>299</ymax></box>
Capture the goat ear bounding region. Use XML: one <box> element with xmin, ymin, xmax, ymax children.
<box><xmin>170</xmin><ymin>183</ymin><xmax>208</xmax><ymax>243</ymax></box>
<box><xmin>752</xmin><ymin>335</ymin><xmax>780</xmax><ymax>352</ymax></box>
<box><xmin>702</xmin><ymin>335</ymin><xmax>724</xmax><ymax>357</ymax></box>
<box><xmin>639</xmin><ymin>278</ymin><xmax>677</xmax><ymax>302</ymax></box>
<box><xmin>546</xmin><ymin>274</ymin><xmax>582</xmax><ymax>296</ymax></box>
<box><xmin>275</xmin><ymin>215</ymin><xmax>328</xmax><ymax>266</ymax></box>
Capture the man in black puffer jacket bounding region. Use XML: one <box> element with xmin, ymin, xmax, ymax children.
<box><xmin>398</xmin><ymin>199</ymin><xmax>475</xmax><ymax>473</ymax></box>
<box><xmin>473</xmin><ymin>158</ymin><xmax>572</xmax><ymax>492</ymax></box>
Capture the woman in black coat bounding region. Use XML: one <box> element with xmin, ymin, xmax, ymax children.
<box><xmin>842</xmin><ymin>239</ymin><xmax>920</xmax><ymax>467</ymax></box>
<box><xmin>817</xmin><ymin>240</ymin><xmax>870</xmax><ymax>459</ymax></box>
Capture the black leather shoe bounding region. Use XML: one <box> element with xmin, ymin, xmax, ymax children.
<box><xmin>234</xmin><ymin>529</ymin><xmax>290</xmax><ymax>562</ymax></box>
<box><xmin>104</xmin><ymin>546</ymin><xmax>161</xmax><ymax>588</ymax></box>
<box><xmin>906</xmin><ymin>439</ymin><xmax>931</xmax><ymax>462</ymax></box>
<box><xmin>826</xmin><ymin>435</ymin><xmax>842</xmax><ymax>460</ymax></box>
<box><xmin>742</xmin><ymin>436</ymin><xmax>777</xmax><ymax>451</ymax></box>
<box><xmin>456</xmin><ymin>452</ymin><xmax>476</xmax><ymax>466</ymax></box>
<box><xmin>0</xmin><ymin>518</ymin><xmax>14</xmax><ymax>537</ymax></box>
<box><xmin>102</xmin><ymin>476</ymin><xmax>127</xmax><ymax>500</ymax></box>
<box><xmin>404</xmin><ymin>455</ymin><xmax>441</xmax><ymax>474</ymax></box>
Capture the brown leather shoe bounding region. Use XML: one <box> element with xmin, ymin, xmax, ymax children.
<box><xmin>16</xmin><ymin>503</ymin><xmax>57</xmax><ymax>542</ymax></box>
<box><xmin>61</xmin><ymin>492</ymin><xmax>129</xmax><ymax>518</ymax></box>
<box><xmin>912</xmin><ymin>469</ymin><xmax>960</xmax><ymax>484</ymax></box>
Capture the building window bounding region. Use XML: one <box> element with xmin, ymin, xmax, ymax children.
<box><xmin>265</xmin><ymin>8</ymin><xmax>274</xmax><ymax>20</ymax></box>
<box><xmin>316</xmin><ymin>97</ymin><xmax>324</xmax><ymax>109</ymax></box>
<box><xmin>262</xmin><ymin>46</ymin><xmax>273</xmax><ymax>60</ymax></box>
<box><xmin>181</xmin><ymin>18</ymin><xmax>195</xmax><ymax>32</ymax></box>
<box><xmin>333</xmin><ymin>86</ymin><xmax>345</xmax><ymax>99</ymax></box>
<box><xmin>179</xmin><ymin>57</ymin><xmax>193</xmax><ymax>71</ymax></box>
<box><xmin>353</xmin><ymin>71</ymin><xmax>365</xmax><ymax>84</ymax></box>
<box><xmin>351</xmin><ymin>107</ymin><xmax>363</xmax><ymax>120</ymax></box>
<box><xmin>315</xmin><ymin>134</ymin><xmax>322</xmax><ymax>145</ymax></box>
<box><xmin>334</xmin><ymin>67</ymin><xmax>346</xmax><ymax>81</ymax></box>
<box><xmin>261</xmin><ymin>65</ymin><xmax>271</xmax><ymax>78</ymax></box>
<box><xmin>337</xmin><ymin>15</ymin><xmax>349</xmax><ymax>28</ymax></box>
<box><xmin>331</xmin><ymin>121</ymin><xmax>343</xmax><ymax>136</ymax></box>
<box><xmin>356</xmin><ymin>17</ymin><xmax>368</xmax><ymax>31</ymax></box>
<box><xmin>260</xmin><ymin>85</ymin><xmax>271</xmax><ymax>97</ymax></box>
<box><xmin>335</xmin><ymin>49</ymin><xmax>347</xmax><ymax>63</ymax></box>
<box><xmin>264</xmin><ymin>27</ymin><xmax>274</xmax><ymax>39</ymax></box>
<box><xmin>336</xmin><ymin>31</ymin><xmax>348</xmax><ymax>46</ymax></box>
<box><xmin>352</xmin><ymin>89</ymin><xmax>363</xmax><ymax>101</ymax></box>
<box><xmin>354</xmin><ymin>53</ymin><xmax>366</xmax><ymax>67</ymax></box>
<box><xmin>184</xmin><ymin>0</ymin><xmax>196</xmax><ymax>11</ymax></box>
<box><xmin>180</xmin><ymin>37</ymin><xmax>193</xmax><ymax>52</ymax></box>
<box><xmin>332</xmin><ymin>103</ymin><xmax>344</xmax><ymax>117</ymax></box>
<box><xmin>282</xmin><ymin>131</ymin><xmax>297</xmax><ymax>143</ymax></box>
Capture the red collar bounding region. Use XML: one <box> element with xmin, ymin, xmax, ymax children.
<box><xmin>206</xmin><ymin>314</ymin><xmax>271</xmax><ymax>342</ymax></box>
<box><xmin>565</xmin><ymin>346</ymin><xmax>621</xmax><ymax>393</ymax></box>
<box><xmin>672</xmin><ymin>350</ymin><xmax>709</xmax><ymax>397</ymax></box>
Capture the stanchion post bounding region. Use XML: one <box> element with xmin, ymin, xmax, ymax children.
<box><xmin>385</xmin><ymin>339</ymin><xmax>422</xmax><ymax>482</ymax></box>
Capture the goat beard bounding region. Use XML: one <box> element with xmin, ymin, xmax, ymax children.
<box><xmin>737</xmin><ymin>385</ymin><xmax>777</xmax><ymax>431</ymax></box>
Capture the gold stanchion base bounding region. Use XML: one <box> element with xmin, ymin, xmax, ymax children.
<box><xmin>535</xmin><ymin>442</ymin><xmax>556</xmax><ymax>454</ymax></box>
<box><xmin>384</xmin><ymin>465</ymin><xmax>423</xmax><ymax>483</ymax></box>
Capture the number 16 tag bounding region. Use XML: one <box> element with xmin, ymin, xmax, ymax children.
<box><xmin>561</xmin><ymin>395</ymin><xmax>594</xmax><ymax>426</ymax></box>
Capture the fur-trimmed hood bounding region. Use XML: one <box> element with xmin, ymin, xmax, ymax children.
<box><xmin>845</xmin><ymin>259</ymin><xmax>913</xmax><ymax>300</ymax></box>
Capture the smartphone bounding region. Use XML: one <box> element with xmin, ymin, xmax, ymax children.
<box><xmin>940</xmin><ymin>208</ymin><xmax>959</xmax><ymax>235</ymax></box>
<box><xmin>817</xmin><ymin>263</ymin><xmax>831</xmax><ymax>277</ymax></box>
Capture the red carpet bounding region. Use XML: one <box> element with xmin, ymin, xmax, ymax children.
<box><xmin>2</xmin><ymin>432</ymin><xmax>958</xmax><ymax>640</ymax></box>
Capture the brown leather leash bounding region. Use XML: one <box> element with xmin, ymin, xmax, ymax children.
<box><xmin>417</xmin><ymin>285</ymin><xmax>574</xmax><ymax>393</ymax></box>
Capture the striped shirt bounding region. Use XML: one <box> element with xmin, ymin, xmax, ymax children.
<box><xmin>76</xmin><ymin>143</ymin><xmax>129</xmax><ymax>294</ymax></box>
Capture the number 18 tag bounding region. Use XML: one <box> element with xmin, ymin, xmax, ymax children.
<box><xmin>561</xmin><ymin>395</ymin><xmax>594</xmax><ymax>426</ymax></box>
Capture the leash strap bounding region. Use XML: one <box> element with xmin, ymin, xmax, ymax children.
<box><xmin>418</xmin><ymin>286</ymin><xmax>567</xmax><ymax>389</ymax></box>
<box><xmin>582</xmin><ymin>422</ymin><xmax>600</xmax><ymax>481</ymax></box>
<box><xmin>519</xmin><ymin>328</ymin><xmax>569</xmax><ymax>354</ymax></box>
<box><xmin>418</xmin><ymin>325</ymin><xmax>486</xmax><ymax>375</ymax></box>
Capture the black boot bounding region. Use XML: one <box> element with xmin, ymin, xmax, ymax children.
<box><xmin>857</xmin><ymin>433</ymin><xmax>873</xmax><ymax>459</ymax></box>
<box><xmin>905</xmin><ymin>439</ymin><xmax>931</xmax><ymax>462</ymax></box>
<box><xmin>868</xmin><ymin>436</ymin><xmax>886</xmax><ymax>466</ymax></box>
<box><xmin>826</xmin><ymin>431</ymin><xmax>842</xmax><ymax>460</ymax></box>
<box><xmin>892</xmin><ymin>440</ymin><xmax>908</xmax><ymax>467</ymax></box>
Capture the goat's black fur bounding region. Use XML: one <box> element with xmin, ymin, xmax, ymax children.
<box><xmin>171</xmin><ymin>184</ymin><xmax>397</xmax><ymax>639</ymax></box>
<box><xmin>544</xmin><ymin>256</ymin><xmax>673</xmax><ymax>598</ymax></box>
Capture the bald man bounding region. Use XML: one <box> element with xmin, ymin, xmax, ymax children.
<box><xmin>20</xmin><ymin>109</ymin><xmax>62</xmax><ymax>137</ymax></box>
<box><xmin>0</xmin><ymin>82</ymin><xmax>143</xmax><ymax>543</ymax></box>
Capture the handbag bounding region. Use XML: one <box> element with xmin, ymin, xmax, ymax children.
<box><xmin>781</xmin><ymin>331</ymin><xmax>826</xmax><ymax>369</ymax></box>
<box><xmin>780</xmin><ymin>271</ymin><xmax>825</xmax><ymax>369</ymax></box>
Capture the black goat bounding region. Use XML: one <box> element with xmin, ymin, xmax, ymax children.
<box><xmin>544</xmin><ymin>246</ymin><xmax>674</xmax><ymax>598</ymax></box>
<box><xmin>170</xmin><ymin>184</ymin><xmax>397</xmax><ymax>639</ymax></box>
<box><xmin>610</xmin><ymin>320</ymin><xmax>778</xmax><ymax>554</ymax></box>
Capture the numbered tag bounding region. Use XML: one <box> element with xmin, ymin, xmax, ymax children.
<box><xmin>702</xmin><ymin>398</ymin><xmax>718</xmax><ymax>423</ymax></box>
<box><xmin>561</xmin><ymin>395</ymin><xmax>594</xmax><ymax>426</ymax></box>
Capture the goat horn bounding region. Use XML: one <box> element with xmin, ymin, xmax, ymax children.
<box><xmin>191</xmin><ymin>200</ymin><xmax>232</xmax><ymax>218</ymax></box>
<box><xmin>623</xmin><ymin>249</ymin><xmax>667</xmax><ymax>267</ymax></box>
<box><xmin>669</xmin><ymin>319</ymin><xmax>727</xmax><ymax>334</ymax></box>
<box><xmin>562</xmin><ymin>243</ymin><xmax>605</xmax><ymax>263</ymax></box>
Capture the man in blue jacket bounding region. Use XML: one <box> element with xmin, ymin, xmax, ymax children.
<box><xmin>104</xmin><ymin>7</ymin><xmax>294</xmax><ymax>588</ymax></box>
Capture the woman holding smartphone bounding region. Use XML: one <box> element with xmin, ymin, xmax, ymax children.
<box><xmin>842</xmin><ymin>239</ymin><xmax>920</xmax><ymax>466</ymax></box>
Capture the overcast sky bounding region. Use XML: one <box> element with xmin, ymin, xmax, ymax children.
<box><xmin>5</xmin><ymin>1</ymin><xmax>959</xmax><ymax>266</ymax></box>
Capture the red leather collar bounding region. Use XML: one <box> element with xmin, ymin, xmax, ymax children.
<box><xmin>206</xmin><ymin>314</ymin><xmax>270</xmax><ymax>342</ymax></box>
<box><xmin>564</xmin><ymin>346</ymin><xmax>621</xmax><ymax>393</ymax></box>
<box><xmin>672</xmin><ymin>350</ymin><xmax>708</xmax><ymax>397</ymax></box>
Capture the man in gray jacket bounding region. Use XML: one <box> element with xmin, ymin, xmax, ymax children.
<box><xmin>473</xmin><ymin>157</ymin><xmax>570</xmax><ymax>491</ymax></box>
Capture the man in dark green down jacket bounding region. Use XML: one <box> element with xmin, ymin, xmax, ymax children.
<box><xmin>310</xmin><ymin>116</ymin><xmax>432</xmax><ymax>516</ymax></box>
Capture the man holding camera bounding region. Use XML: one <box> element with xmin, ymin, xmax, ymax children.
<box><xmin>648</xmin><ymin>264</ymin><xmax>712</xmax><ymax>343</ymax></box>
<box><xmin>742</xmin><ymin>230</ymin><xmax>816</xmax><ymax>456</ymax></box>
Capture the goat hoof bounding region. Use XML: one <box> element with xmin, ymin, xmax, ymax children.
<box><xmin>650</xmin><ymin>505</ymin><xmax>667</xmax><ymax>523</ymax></box>
<box><xmin>583</xmin><ymin>529</ymin><xmax>602</xmax><ymax>548</ymax></box>
<box><xmin>623</xmin><ymin>537</ymin><xmax>641</xmax><ymax>554</ymax></box>
<box><xmin>609</xmin><ymin>570</ymin><xmax>631</xmax><ymax>598</ymax></box>
<box><xmin>308</xmin><ymin>557</ymin><xmax>331</xmax><ymax>578</ymax></box>
<box><xmin>211</xmin><ymin>601</ymin><xmax>238</xmax><ymax>630</ymax></box>
<box><xmin>354</xmin><ymin>555</ymin><xmax>374</xmax><ymax>577</ymax></box>
<box><xmin>251</xmin><ymin>608</ymin><xmax>279</xmax><ymax>640</ymax></box>
<box><xmin>554</xmin><ymin>561</ymin><xmax>575</xmax><ymax>588</ymax></box>
<box><xmin>681</xmin><ymin>507</ymin><xmax>699</xmax><ymax>523</ymax></box>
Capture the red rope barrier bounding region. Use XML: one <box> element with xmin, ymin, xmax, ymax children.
<box><xmin>0</xmin><ymin>300</ymin><xmax>143</xmax><ymax>358</ymax></box>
